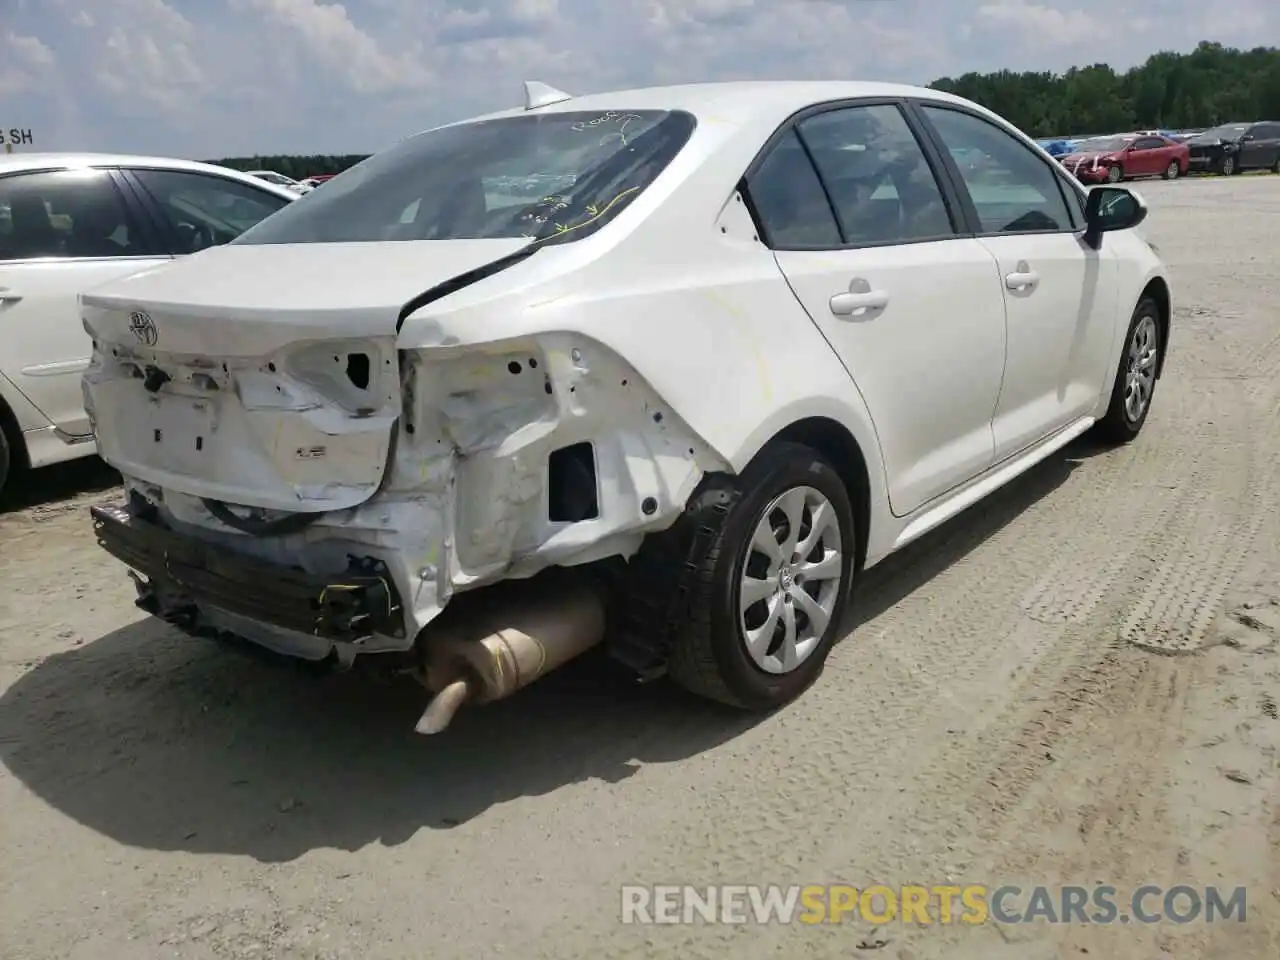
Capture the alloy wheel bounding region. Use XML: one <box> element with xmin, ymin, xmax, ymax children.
<box><xmin>738</xmin><ymin>485</ymin><xmax>844</xmax><ymax>675</ymax></box>
<box><xmin>1124</xmin><ymin>315</ymin><xmax>1159</xmax><ymax>423</ymax></box>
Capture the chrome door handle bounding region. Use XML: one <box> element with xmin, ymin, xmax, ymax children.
<box><xmin>0</xmin><ymin>289</ymin><xmax>22</xmax><ymax>306</ymax></box>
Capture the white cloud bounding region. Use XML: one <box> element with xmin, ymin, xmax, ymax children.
<box><xmin>974</xmin><ymin>1</ymin><xmax>1097</xmax><ymax>46</ymax></box>
<box><xmin>0</xmin><ymin>32</ymin><xmax>55</xmax><ymax>97</ymax></box>
<box><xmin>5</xmin><ymin>0</ymin><xmax>1278</xmax><ymax>157</ymax></box>
<box><xmin>231</xmin><ymin>0</ymin><xmax>431</xmax><ymax>93</ymax></box>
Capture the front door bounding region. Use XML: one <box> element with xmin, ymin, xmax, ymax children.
<box><xmin>1239</xmin><ymin>124</ymin><xmax>1280</xmax><ymax>170</ymax></box>
<box><xmin>916</xmin><ymin>103</ymin><xmax>1119</xmax><ymax>461</ymax></box>
<box><xmin>746</xmin><ymin>102</ymin><xmax>1008</xmax><ymax>517</ymax></box>
<box><xmin>0</xmin><ymin>168</ymin><xmax>171</xmax><ymax>436</ymax></box>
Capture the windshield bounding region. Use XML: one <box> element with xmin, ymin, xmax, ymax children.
<box><xmin>233</xmin><ymin>109</ymin><xmax>696</xmax><ymax>246</ymax></box>
<box><xmin>1077</xmin><ymin>136</ymin><xmax>1133</xmax><ymax>152</ymax></box>
<box><xmin>1194</xmin><ymin>124</ymin><xmax>1249</xmax><ymax>141</ymax></box>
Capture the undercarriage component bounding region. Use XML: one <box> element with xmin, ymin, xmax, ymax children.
<box><xmin>413</xmin><ymin>573</ymin><xmax>607</xmax><ymax>733</ymax></box>
<box><xmin>90</xmin><ymin>502</ymin><xmax>407</xmax><ymax>643</ymax></box>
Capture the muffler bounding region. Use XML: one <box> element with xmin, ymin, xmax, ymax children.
<box><xmin>414</xmin><ymin>576</ymin><xmax>607</xmax><ymax>733</ymax></box>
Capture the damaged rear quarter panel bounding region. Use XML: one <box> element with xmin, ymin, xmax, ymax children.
<box><xmin>394</xmin><ymin>186</ymin><xmax>889</xmax><ymax>562</ymax></box>
<box><xmin>392</xmin><ymin>332</ymin><xmax>720</xmax><ymax>597</ymax></box>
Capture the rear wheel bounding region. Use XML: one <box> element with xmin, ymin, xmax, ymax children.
<box><xmin>1162</xmin><ymin>160</ymin><xmax>1179</xmax><ymax>180</ymax></box>
<box><xmin>1093</xmin><ymin>296</ymin><xmax>1162</xmax><ymax>444</ymax></box>
<box><xmin>666</xmin><ymin>442</ymin><xmax>856</xmax><ymax>710</ymax></box>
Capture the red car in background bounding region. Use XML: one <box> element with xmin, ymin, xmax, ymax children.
<box><xmin>1059</xmin><ymin>133</ymin><xmax>1190</xmax><ymax>184</ymax></box>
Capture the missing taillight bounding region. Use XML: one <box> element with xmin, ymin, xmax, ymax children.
<box><xmin>346</xmin><ymin>353</ymin><xmax>370</xmax><ymax>389</ymax></box>
<box><xmin>548</xmin><ymin>442</ymin><xmax>599</xmax><ymax>522</ymax></box>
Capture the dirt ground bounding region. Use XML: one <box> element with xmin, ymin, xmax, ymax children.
<box><xmin>2</xmin><ymin>175</ymin><xmax>1278</xmax><ymax>960</ymax></box>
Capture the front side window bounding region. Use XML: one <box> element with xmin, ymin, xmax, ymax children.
<box><xmin>233</xmin><ymin>109</ymin><xmax>696</xmax><ymax>246</ymax></box>
<box><xmin>130</xmin><ymin>169</ymin><xmax>292</xmax><ymax>252</ymax></box>
<box><xmin>920</xmin><ymin>105</ymin><xmax>1074</xmax><ymax>234</ymax></box>
<box><xmin>796</xmin><ymin>103</ymin><xmax>955</xmax><ymax>245</ymax></box>
<box><xmin>0</xmin><ymin>169</ymin><xmax>152</xmax><ymax>261</ymax></box>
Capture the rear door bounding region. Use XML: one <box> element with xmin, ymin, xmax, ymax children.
<box><xmin>0</xmin><ymin>167</ymin><xmax>171</xmax><ymax>437</ymax></box>
<box><xmin>747</xmin><ymin>100</ymin><xmax>1008</xmax><ymax>517</ymax></box>
<box><xmin>912</xmin><ymin>102</ymin><xmax>1119</xmax><ymax>461</ymax></box>
<box><xmin>1127</xmin><ymin>137</ymin><xmax>1166</xmax><ymax>176</ymax></box>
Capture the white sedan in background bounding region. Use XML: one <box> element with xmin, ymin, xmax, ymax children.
<box><xmin>80</xmin><ymin>80</ymin><xmax>1170</xmax><ymax>733</ymax></box>
<box><xmin>0</xmin><ymin>153</ymin><xmax>298</xmax><ymax>495</ymax></box>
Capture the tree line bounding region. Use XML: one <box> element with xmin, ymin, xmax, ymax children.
<box><xmin>205</xmin><ymin>154</ymin><xmax>370</xmax><ymax>179</ymax></box>
<box><xmin>206</xmin><ymin>41</ymin><xmax>1280</xmax><ymax>174</ymax></box>
<box><xmin>929</xmin><ymin>41</ymin><xmax>1280</xmax><ymax>137</ymax></box>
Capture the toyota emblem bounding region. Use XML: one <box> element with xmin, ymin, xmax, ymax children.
<box><xmin>128</xmin><ymin>310</ymin><xmax>158</xmax><ymax>346</ymax></box>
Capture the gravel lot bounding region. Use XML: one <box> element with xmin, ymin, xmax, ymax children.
<box><xmin>2</xmin><ymin>175</ymin><xmax>1279</xmax><ymax>960</ymax></box>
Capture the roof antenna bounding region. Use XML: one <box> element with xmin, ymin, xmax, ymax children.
<box><xmin>523</xmin><ymin>80</ymin><xmax>572</xmax><ymax>110</ymax></box>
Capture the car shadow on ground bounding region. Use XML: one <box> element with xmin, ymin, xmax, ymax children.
<box><xmin>0</xmin><ymin>456</ymin><xmax>121</xmax><ymax>513</ymax></box>
<box><xmin>0</xmin><ymin>437</ymin><xmax>1107</xmax><ymax>862</ymax></box>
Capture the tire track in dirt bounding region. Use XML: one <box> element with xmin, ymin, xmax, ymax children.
<box><xmin>713</xmin><ymin>358</ymin><xmax>1279</xmax><ymax>958</ymax></box>
<box><xmin>533</xmin><ymin>383</ymin><xmax>1246</xmax><ymax>959</ymax></box>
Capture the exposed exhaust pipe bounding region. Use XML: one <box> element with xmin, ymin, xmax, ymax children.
<box><xmin>413</xmin><ymin>576</ymin><xmax>607</xmax><ymax>733</ymax></box>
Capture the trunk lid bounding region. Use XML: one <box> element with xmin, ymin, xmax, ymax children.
<box><xmin>81</xmin><ymin>239</ymin><xmax>531</xmax><ymax>513</ymax></box>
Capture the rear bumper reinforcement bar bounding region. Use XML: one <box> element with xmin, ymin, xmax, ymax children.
<box><xmin>90</xmin><ymin>503</ymin><xmax>406</xmax><ymax>643</ymax></box>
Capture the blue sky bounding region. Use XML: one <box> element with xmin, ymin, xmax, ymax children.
<box><xmin>3</xmin><ymin>0</ymin><xmax>1277</xmax><ymax>159</ymax></box>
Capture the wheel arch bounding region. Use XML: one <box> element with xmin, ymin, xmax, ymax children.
<box><xmin>748</xmin><ymin>416</ymin><xmax>871</xmax><ymax>574</ymax></box>
<box><xmin>1141</xmin><ymin>275</ymin><xmax>1171</xmax><ymax>378</ymax></box>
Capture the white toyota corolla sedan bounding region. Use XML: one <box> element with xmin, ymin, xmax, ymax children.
<box><xmin>80</xmin><ymin>80</ymin><xmax>1170</xmax><ymax>733</ymax></box>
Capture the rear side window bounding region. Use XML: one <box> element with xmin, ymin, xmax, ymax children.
<box><xmin>233</xmin><ymin>110</ymin><xmax>696</xmax><ymax>246</ymax></box>
<box><xmin>746</xmin><ymin>129</ymin><xmax>842</xmax><ymax>248</ymax></box>
<box><xmin>0</xmin><ymin>169</ymin><xmax>156</xmax><ymax>261</ymax></box>
<box><xmin>796</xmin><ymin>103</ymin><xmax>956</xmax><ymax>245</ymax></box>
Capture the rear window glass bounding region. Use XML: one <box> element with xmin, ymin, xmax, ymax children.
<box><xmin>234</xmin><ymin>110</ymin><xmax>696</xmax><ymax>246</ymax></box>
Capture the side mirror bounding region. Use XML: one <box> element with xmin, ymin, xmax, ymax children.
<box><xmin>1240</xmin><ymin>133</ymin><xmax>1254</xmax><ymax>141</ymax></box>
<box><xmin>1083</xmin><ymin>186</ymin><xmax>1148</xmax><ymax>249</ymax></box>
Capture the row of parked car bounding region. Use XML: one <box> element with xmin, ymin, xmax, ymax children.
<box><xmin>244</xmin><ymin>170</ymin><xmax>336</xmax><ymax>194</ymax></box>
<box><xmin>1036</xmin><ymin>121</ymin><xmax>1280</xmax><ymax>183</ymax></box>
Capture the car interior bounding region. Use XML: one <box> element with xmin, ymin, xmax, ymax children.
<box><xmin>0</xmin><ymin>179</ymin><xmax>137</xmax><ymax>260</ymax></box>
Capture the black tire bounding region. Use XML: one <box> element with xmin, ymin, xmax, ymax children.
<box><xmin>666</xmin><ymin>442</ymin><xmax>857</xmax><ymax>710</ymax></box>
<box><xmin>1093</xmin><ymin>296</ymin><xmax>1162</xmax><ymax>444</ymax></box>
<box><xmin>1107</xmin><ymin>165</ymin><xmax>1123</xmax><ymax>183</ymax></box>
<box><xmin>1219</xmin><ymin>155</ymin><xmax>1236</xmax><ymax>175</ymax></box>
<box><xmin>0</xmin><ymin>421</ymin><xmax>10</xmax><ymax>502</ymax></box>
<box><xmin>1162</xmin><ymin>160</ymin><xmax>1179</xmax><ymax>180</ymax></box>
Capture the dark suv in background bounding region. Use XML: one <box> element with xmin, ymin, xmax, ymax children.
<box><xmin>1187</xmin><ymin>121</ymin><xmax>1280</xmax><ymax>175</ymax></box>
